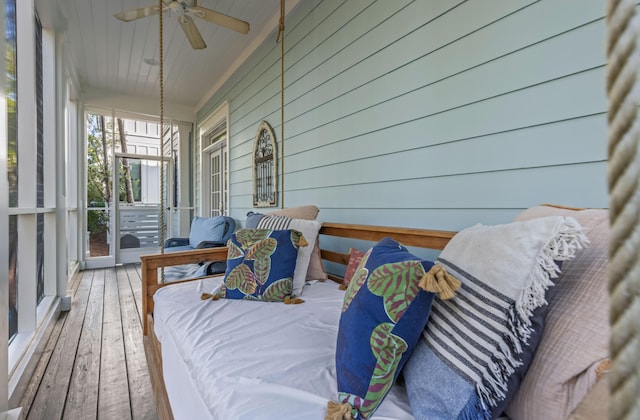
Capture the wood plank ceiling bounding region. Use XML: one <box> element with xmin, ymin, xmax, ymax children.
<box><xmin>50</xmin><ymin>0</ymin><xmax>282</xmax><ymax>108</ymax></box>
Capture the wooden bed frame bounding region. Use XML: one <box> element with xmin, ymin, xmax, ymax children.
<box><xmin>139</xmin><ymin>219</ymin><xmax>609</xmax><ymax>419</ymax></box>
<box><xmin>139</xmin><ymin>222</ymin><xmax>457</xmax><ymax>420</ymax></box>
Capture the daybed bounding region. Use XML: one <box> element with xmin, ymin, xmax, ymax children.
<box><xmin>140</xmin><ymin>205</ymin><xmax>610</xmax><ymax>420</ymax></box>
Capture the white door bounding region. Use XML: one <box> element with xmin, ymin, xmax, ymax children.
<box><xmin>208</xmin><ymin>145</ymin><xmax>227</xmax><ymax>217</ymax></box>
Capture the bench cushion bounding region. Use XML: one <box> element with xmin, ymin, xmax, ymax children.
<box><xmin>189</xmin><ymin>216</ymin><xmax>229</xmax><ymax>248</ymax></box>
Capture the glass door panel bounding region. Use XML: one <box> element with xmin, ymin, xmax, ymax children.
<box><xmin>85</xmin><ymin>113</ymin><xmax>115</xmax><ymax>268</ymax></box>
<box><xmin>209</xmin><ymin>149</ymin><xmax>222</xmax><ymax>217</ymax></box>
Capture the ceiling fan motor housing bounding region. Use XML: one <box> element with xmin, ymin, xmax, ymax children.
<box><xmin>115</xmin><ymin>0</ymin><xmax>250</xmax><ymax>50</ymax></box>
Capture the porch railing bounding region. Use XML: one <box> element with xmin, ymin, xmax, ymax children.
<box><xmin>119</xmin><ymin>204</ymin><xmax>162</xmax><ymax>249</ymax></box>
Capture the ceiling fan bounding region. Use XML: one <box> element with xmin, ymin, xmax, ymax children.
<box><xmin>114</xmin><ymin>0</ymin><xmax>250</xmax><ymax>50</ymax></box>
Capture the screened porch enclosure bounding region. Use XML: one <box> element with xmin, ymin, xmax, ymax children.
<box><xmin>0</xmin><ymin>0</ymin><xmax>630</xmax><ymax>418</ymax></box>
<box><xmin>84</xmin><ymin>111</ymin><xmax>195</xmax><ymax>267</ymax></box>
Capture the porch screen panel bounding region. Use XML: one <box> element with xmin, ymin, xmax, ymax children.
<box><xmin>36</xmin><ymin>14</ymin><xmax>43</xmax><ymax>207</ymax></box>
<box><xmin>36</xmin><ymin>214</ymin><xmax>44</xmax><ymax>303</ymax></box>
<box><xmin>86</xmin><ymin>114</ymin><xmax>112</xmax><ymax>257</ymax></box>
<box><xmin>130</xmin><ymin>160</ymin><xmax>142</xmax><ymax>202</ymax></box>
<box><xmin>9</xmin><ymin>216</ymin><xmax>18</xmax><ymax>341</ymax></box>
<box><xmin>7</xmin><ymin>0</ymin><xmax>18</xmax><ymax>341</ymax></box>
<box><xmin>7</xmin><ymin>0</ymin><xmax>17</xmax><ymax>207</ymax></box>
<box><xmin>36</xmin><ymin>14</ymin><xmax>44</xmax><ymax>303</ymax></box>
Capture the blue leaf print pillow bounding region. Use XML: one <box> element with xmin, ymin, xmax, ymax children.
<box><xmin>216</xmin><ymin>228</ymin><xmax>306</xmax><ymax>301</ymax></box>
<box><xmin>328</xmin><ymin>237</ymin><xmax>460</xmax><ymax>419</ymax></box>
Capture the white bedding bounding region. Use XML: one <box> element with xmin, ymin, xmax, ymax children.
<box><xmin>153</xmin><ymin>277</ymin><xmax>414</xmax><ymax>420</ymax></box>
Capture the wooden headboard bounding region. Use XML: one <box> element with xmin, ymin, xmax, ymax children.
<box><xmin>139</xmin><ymin>222</ymin><xmax>457</xmax><ymax>335</ymax></box>
<box><xmin>317</xmin><ymin>222</ymin><xmax>456</xmax><ymax>283</ymax></box>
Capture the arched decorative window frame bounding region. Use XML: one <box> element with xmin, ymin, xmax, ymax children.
<box><xmin>252</xmin><ymin>120</ymin><xmax>278</xmax><ymax>207</ymax></box>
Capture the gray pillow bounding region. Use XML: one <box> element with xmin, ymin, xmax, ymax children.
<box><xmin>245</xmin><ymin>211</ymin><xmax>264</xmax><ymax>229</ymax></box>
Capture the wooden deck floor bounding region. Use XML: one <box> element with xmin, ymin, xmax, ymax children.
<box><xmin>20</xmin><ymin>264</ymin><xmax>159</xmax><ymax>420</ymax></box>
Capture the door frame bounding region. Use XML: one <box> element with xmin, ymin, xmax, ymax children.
<box><xmin>199</xmin><ymin>101</ymin><xmax>229</xmax><ymax>217</ymax></box>
<box><xmin>203</xmin><ymin>142</ymin><xmax>226</xmax><ymax>217</ymax></box>
<box><xmin>83</xmin><ymin>107</ymin><xmax>176</xmax><ymax>269</ymax></box>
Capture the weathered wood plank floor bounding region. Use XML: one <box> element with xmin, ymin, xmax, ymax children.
<box><xmin>21</xmin><ymin>264</ymin><xmax>159</xmax><ymax>420</ymax></box>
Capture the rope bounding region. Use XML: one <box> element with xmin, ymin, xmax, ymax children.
<box><xmin>277</xmin><ymin>0</ymin><xmax>285</xmax><ymax>209</ymax></box>
<box><xmin>606</xmin><ymin>1</ymin><xmax>640</xmax><ymax>418</ymax></box>
<box><xmin>159</xmin><ymin>0</ymin><xmax>166</xmax><ymax>283</ymax></box>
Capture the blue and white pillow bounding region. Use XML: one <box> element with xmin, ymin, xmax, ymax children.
<box><xmin>244</xmin><ymin>211</ymin><xmax>265</xmax><ymax>229</ymax></box>
<box><xmin>189</xmin><ymin>216</ymin><xmax>229</xmax><ymax>248</ymax></box>
<box><xmin>403</xmin><ymin>216</ymin><xmax>587</xmax><ymax>420</ymax></box>
<box><xmin>256</xmin><ymin>215</ymin><xmax>322</xmax><ymax>296</ymax></box>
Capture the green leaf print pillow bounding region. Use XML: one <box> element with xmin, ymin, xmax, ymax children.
<box><xmin>216</xmin><ymin>229</ymin><xmax>306</xmax><ymax>301</ymax></box>
<box><xmin>326</xmin><ymin>237</ymin><xmax>460</xmax><ymax>419</ymax></box>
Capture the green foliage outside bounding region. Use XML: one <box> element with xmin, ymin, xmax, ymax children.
<box><xmin>86</xmin><ymin>114</ymin><xmax>140</xmax><ymax>236</ymax></box>
<box><xmin>87</xmin><ymin>209</ymin><xmax>109</xmax><ymax>235</ymax></box>
<box><xmin>7</xmin><ymin>0</ymin><xmax>18</xmax><ymax>208</ymax></box>
<box><xmin>87</xmin><ymin>114</ymin><xmax>110</xmax><ymax>236</ymax></box>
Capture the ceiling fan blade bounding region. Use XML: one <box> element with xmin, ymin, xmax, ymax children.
<box><xmin>114</xmin><ymin>6</ymin><xmax>160</xmax><ymax>22</ymax></box>
<box><xmin>190</xmin><ymin>6</ymin><xmax>249</xmax><ymax>34</ymax></box>
<box><xmin>178</xmin><ymin>15</ymin><xmax>206</xmax><ymax>49</ymax></box>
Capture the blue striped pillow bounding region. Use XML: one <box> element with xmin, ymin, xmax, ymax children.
<box><xmin>403</xmin><ymin>217</ymin><xmax>587</xmax><ymax>419</ymax></box>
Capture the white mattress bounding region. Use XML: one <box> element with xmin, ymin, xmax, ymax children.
<box><xmin>154</xmin><ymin>277</ymin><xmax>414</xmax><ymax>420</ymax></box>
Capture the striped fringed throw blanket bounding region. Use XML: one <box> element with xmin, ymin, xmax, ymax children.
<box><xmin>163</xmin><ymin>260</ymin><xmax>226</xmax><ymax>282</ymax></box>
<box><xmin>403</xmin><ymin>215</ymin><xmax>588</xmax><ymax>420</ymax></box>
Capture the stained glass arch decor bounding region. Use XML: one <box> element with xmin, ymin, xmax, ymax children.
<box><xmin>253</xmin><ymin>120</ymin><xmax>278</xmax><ymax>207</ymax></box>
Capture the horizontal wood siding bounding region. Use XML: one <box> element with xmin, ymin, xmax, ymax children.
<box><xmin>197</xmin><ymin>0</ymin><xmax>608</xmax><ymax>232</ymax></box>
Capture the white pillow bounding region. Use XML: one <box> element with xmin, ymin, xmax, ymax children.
<box><xmin>257</xmin><ymin>215</ymin><xmax>322</xmax><ymax>296</ymax></box>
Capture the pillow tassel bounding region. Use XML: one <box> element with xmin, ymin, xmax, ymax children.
<box><xmin>284</xmin><ymin>296</ymin><xmax>305</xmax><ymax>304</ymax></box>
<box><xmin>596</xmin><ymin>359</ymin><xmax>611</xmax><ymax>379</ymax></box>
<box><xmin>419</xmin><ymin>265</ymin><xmax>461</xmax><ymax>300</ymax></box>
<box><xmin>419</xmin><ymin>271</ymin><xmax>442</xmax><ymax>295</ymax></box>
<box><xmin>325</xmin><ymin>401</ymin><xmax>354</xmax><ymax>420</ymax></box>
<box><xmin>290</xmin><ymin>229</ymin><xmax>308</xmax><ymax>248</ymax></box>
